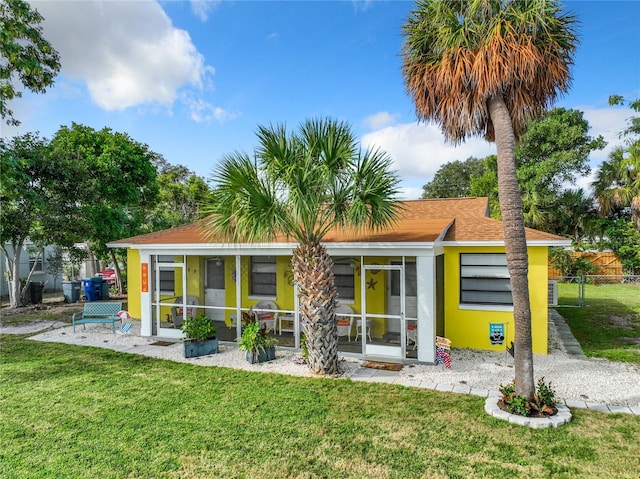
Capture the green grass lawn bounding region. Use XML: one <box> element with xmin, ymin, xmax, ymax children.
<box><xmin>1</xmin><ymin>335</ymin><xmax>639</xmax><ymax>479</ymax></box>
<box><xmin>556</xmin><ymin>283</ymin><xmax>640</xmax><ymax>364</ymax></box>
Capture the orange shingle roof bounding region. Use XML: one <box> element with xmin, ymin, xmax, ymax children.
<box><xmin>109</xmin><ymin>197</ymin><xmax>567</xmax><ymax>247</ymax></box>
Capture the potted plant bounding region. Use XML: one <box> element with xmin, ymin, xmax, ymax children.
<box><xmin>180</xmin><ymin>313</ymin><xmax>219</xmax><ymax>358</ymax></box>
<box><xmin>238</xmin><ymin>319</ymin><xmax>278</xmax><ymax>364</ymax></box>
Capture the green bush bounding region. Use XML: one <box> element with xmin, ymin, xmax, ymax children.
<box><xmin>549</xmin><ymin>247</ymin><xmax>596</xmax><ymax>278</ymax></box>
<box><xmin>498</xmin><ymin>378</ymin><xmax>557</xmax><ymax>417</ymax></box>
<box><xmin>180</xmin><ymin>313</ymin><xmax>217</xmax><ymax>341</ymax></box>
<box><xmin>238</xmin><ymin>320</ymin><xmax>278</xmax><ymax>354</ymax></box>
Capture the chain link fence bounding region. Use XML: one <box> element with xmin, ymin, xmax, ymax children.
<box><xmin>549</xmin><ymin>275</ymin><xmax>640</xmax><ymax>307</ymax></box>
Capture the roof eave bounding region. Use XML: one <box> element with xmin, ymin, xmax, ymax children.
<box><xmin>442</xmin><ymin>239</ymin><xmax>572</xmax><ymax>247</ymax></box>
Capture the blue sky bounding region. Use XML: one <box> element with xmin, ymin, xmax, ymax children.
<box><xmin>6</xmin><ymin>0</ymin><xmax>640</xmax><ymax>199</ymax></box>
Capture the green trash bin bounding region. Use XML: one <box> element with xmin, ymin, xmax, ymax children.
<box><xmin>101</xmin><ymin>280</ymin><xmax>110</xmax><ymax>300</ymax></box>
<box><xmin>63</xmin><ymin>280</ymin><xmax>81</xmax><ymax>303</ymax></box>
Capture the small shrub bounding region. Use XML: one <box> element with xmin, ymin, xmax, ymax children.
<box><xmin>238</xmin><ymin>318</ymin><xmax>278</xmax><ymax>354</ymax></box>
<box><xmin>180</xmin><ymin>313</ymin><xmax>217</xmax><ymax>342</ymax></box>
<box><xmin>498</xmin><ymin>378</ymin><xmax>557</xmax><ymax>417</ymax></box>
<box><xmin>530</xmin><ymin>377</ymin><xmax>557</xmax><ymax>415</ymax></box>
<box><xmin>549</xmin><ymin>247</ymin><xmax>596</xmax><ymax>279</ymax></box>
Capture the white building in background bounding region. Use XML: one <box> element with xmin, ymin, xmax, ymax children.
<box><xmin>0</xmin><ymin>241</ymin><xmax>103</xmax><ymax>297</ymax></box>
<box><xmin>0</xmin><ymin>242</ymin><xmax>62</xmax><ymax>296</ymax></box>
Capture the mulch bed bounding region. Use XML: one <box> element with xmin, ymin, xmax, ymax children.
<box><xmin>497</xmin><ymin>399</ymin><xmax>558</xmax><ymax>418</ymax></box>
<box><xmin>150</xmin><ymin>341</ymin><xmax>176</xmax><ymax>347</ymax></box>
<box><xmin>363</xmin><ymin>361</ymin><xmax>403</xmax><ymax>371</ymax></box>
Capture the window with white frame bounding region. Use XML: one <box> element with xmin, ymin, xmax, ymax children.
<box><xmin>157</xmin><ymin>256</ymin><xmax>175</xmax><ymax>294</ymax></box>
<box><xmin>333</xmin><ymin>261</ymin><xmax>355</xmax><ymax>302</ymax></box>
<box><xmin>250</xmin><ymin>256</ymin><xmax>276</xmax><ymax>296</ymax></box>
<box><xmin>460</xmin><ymin>253</ymin><xmax>512</xmax><ymax>306</ymax></box>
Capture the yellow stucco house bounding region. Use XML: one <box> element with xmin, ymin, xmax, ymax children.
<box><xmin>108</xmin><ymin>197</ymin><xmax>569</xmax><ymax>363</ymax></box>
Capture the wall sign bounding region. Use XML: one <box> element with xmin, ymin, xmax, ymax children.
<box><xmin>141</xmin><ymin>263</ymin><xmax>149</xmax><ymax>293</ymax></box>
<box><xmin>489</xmin><ymin>323</ymin><xmax>505</xmax><ymax>345</ymax></box>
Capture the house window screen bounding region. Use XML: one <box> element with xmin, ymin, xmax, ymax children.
<box><xmin>460</xmin><ymin>253</ymin><xmax>512</xmax><ymax>305</ymax></box>
<box><xmin>250</xmin><ymin>256</ymin><xmax>276</xmax><ymax>296</ymax></box>
<box><xmin>390</xmin><ymin>262</ymin><xmax>417</xmax><ymax>297</ymax></box>
<box><xmin>206</xmin><ymin>259</ymin><xmax>225</xmax><ymax>289</ymax></box>
<box><xmin>157</xmin><ymin>255</ymin><xmax>175</xmax><ymax>294</ymax></box>
<box><xmin>333</xmin><ymin>262</ymin><xmax>354</xmax><ymax>302</ymax></box>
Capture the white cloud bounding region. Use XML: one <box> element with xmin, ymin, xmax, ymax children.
<box><xmin>361</xmin><ymin>105</ymin><xmax>635</xmax><ymax>200</ymax></box>
<box><xmin>573</xmin><ymin>105</ymin><xmax>633</xmax><ymax>195</ymax></box>
<box><xmin>398</xmin><ymin>186</ymin><xmax>424</xmax><ymax>200</ymax></box>
<box><xmin>351</xmin><ymin>0</ymin><xmax>372</xmax><ymax>13</ymax></box>
<box><xmin>363</xmin><ymin>111</ymin><xmax>399</xmax><ymax>130</ymax></box>
<box><xmin>30</xmin><ymin>0</ymin><xmax>214</xmax><ymax>112</ymax></box>
<box><xmin>579</xmin><ymin>105</ymin><xmax>632</xmax><ymax>163</ymax></box>
<box><xmin>184</xmin><ymin>96</ymin><xmax>240</xmax><ymax>123</ymax></box>
<box><xmin>190</xmin><ymin>0</ymin><xmax>221</xmax><ymax>22</ymax></box>
<box><xmin>361</xmin><ymin>121</ymin><xmax>496</xmax><ymax>184</ymax></box>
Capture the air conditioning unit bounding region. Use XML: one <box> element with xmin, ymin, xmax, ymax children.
<box><xmin>548</xmin><ymin>280</ymin><xmax>558</xmax><ymax>306</ymax></box>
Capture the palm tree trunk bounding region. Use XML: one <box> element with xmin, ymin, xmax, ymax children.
<box><xmin>488</xmin><ymin>95</ymin><xmax>535</xmax><ymax>400</ymax></box>
<box><xmin>292</xmin><ymin>241</ymin><xmax>338</xmax><ymax>375</ymax></box>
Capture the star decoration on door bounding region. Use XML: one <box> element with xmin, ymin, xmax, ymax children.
<box><xmin>366</xmin><ymin>277</ymin><xmax>377</xmax><ymax>290</ymax></box>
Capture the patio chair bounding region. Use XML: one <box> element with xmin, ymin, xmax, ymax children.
<box><xmin>171</xmin><ymin>295</ymin><xmax>199</xmax><ymax>329</ymax></box>
<box><xmin>252</xmin><ymin>300</ymin><xmax>279</xmax><ymax>332</ymax></box>
<box><xmin>406</xmin><ymin>321</ymin><xmax>417</xmax><ymax>350</ymax></box>
<box><xmin>355</xmin><ymin>317</ymin><xmax>373</xmax><ymax>342</ymax></box>
<box><xmin>336</xmin><ymin>304</ymin><xmax>354</xmax><ymax>341</ymax></box>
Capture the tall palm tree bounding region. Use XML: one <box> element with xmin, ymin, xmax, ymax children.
<box><xmin>207</xmin><ymin>118</ymin><xmax>401</xmax><ymax>375</ymax></box>
<box><xmin>402</xmin><ymin>0</ymin><xmax>578</xmax><ymax>399</ymax></box>
<box><xmin>593</xmin><ymin>144</ymin><xmax>640</xmax><ymax>230</ymax></box>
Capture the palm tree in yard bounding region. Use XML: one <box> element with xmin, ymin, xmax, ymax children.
<box><xmin>593</xmin><ymin>97</ymin><xmax>640</xmax><ymax>230</ymax></box>
<box><xmin>592</xmin><ymin>145</ymin><xmax>640</xmax><ymax>230</ymax></box>
<box><xmin>207</xmin><ymin>118</ymin><xmax>401</xmax><ymax>375</ymax></box>
<box><xmin>402</xmin><ymin>0</ymin><xmax>578</xmax><ymax>399</ymax></box>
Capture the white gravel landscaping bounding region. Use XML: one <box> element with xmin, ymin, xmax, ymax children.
<box><xmin>21</xmin><ymin>317</ymin><xmax>640</xmax><ymax>407</ymax></box>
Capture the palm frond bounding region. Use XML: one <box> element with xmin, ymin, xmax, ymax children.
<box><xmin>205</xmin><ymin>118</ymin><xmax>401</xmax><ymax>245</ymax></box>
<box><xmin>402</xmin><ymin>0</ymin><xmax>578</xmax><ymax>143</ymax></box>
<box><xmin>205</xmin><ymin>153</ymin><xmax>286</xmax><ymax>243</ymax></box>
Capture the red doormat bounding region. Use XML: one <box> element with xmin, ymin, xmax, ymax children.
<box><xmin>363</xmin><ymin>361</ymin><xmax>403</xmax><ymax>371</ymax></box>
<box><xmin>150</xmin><ymin>341</ymin><xmax>176</xmax><ymax>347</ymax></box>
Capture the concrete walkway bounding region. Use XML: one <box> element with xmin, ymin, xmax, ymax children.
<box><xmin>550</xmin><ymin>309</ymin><xmax>587</xmax><ymax>360</ymax></box>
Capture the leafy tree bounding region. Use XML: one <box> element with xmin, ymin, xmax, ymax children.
<box><xmin>48</xmin><ymin>123</ymin><xmax>160</xmax><ymax>293</ymax></box>
<box><xmin>593</xmin><ymin>97</ymin><xmax>640</xmax><ymax>230</ymax></box>
<box><xmin>402</xmin><ymin>0</ymin><xmax>578</xmax><ymax>399</ymax></box>
<box><xmin>0</xmin><ymin>133</ymin><xmax>86</xmax><ymax>307</ymax></box>
<box><xmin>45</xmin><ymin>246</ymin><xmax>64</xmax><ymax>292</ymax></box>
<box><xmin>549</xmin><ymin>247</ymin><xmax>596</xmax><ymax>279</ymax></box>
<box><xmin>609</xmin><ymin>95</ymin><xmax>640</xmax><ymax>137</ymax></box>
<box><xmin>544</xmin><ymin>189</ymin><xmax>599</xmax><ymax>243</ymax></box>
<box><xmin>469</xmin><ymin>108</ymin><xmax>604</xmax><ymax>233</ymax></box>
<box><xmin>207</xmin><ymin>118</ymin><xmax>401</xmax><ymax>375</ymax></box>
<box><xmin>144</xmin><ymin>158</ymin><xmax>211</xmax><ymax>232</ymax></box>
<box><xmin>1</xmin><ymin>0</ymin><xmax>61</xmax><ymax>126</ymax></box>
<box><xmin>421</xmin><ymin>157</ymin><xmax>486</xmax><ymax>198</ymax></box>
<box><xmin>601</xmin><ymin>219</ymin><xmax>640</xmax><ymax>275</ymax></box>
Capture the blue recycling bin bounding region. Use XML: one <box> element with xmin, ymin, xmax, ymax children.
<box><xmin>82</xmin><ymin>277</ymin><xmax>103</xmax><ymax>301</ymax></box>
